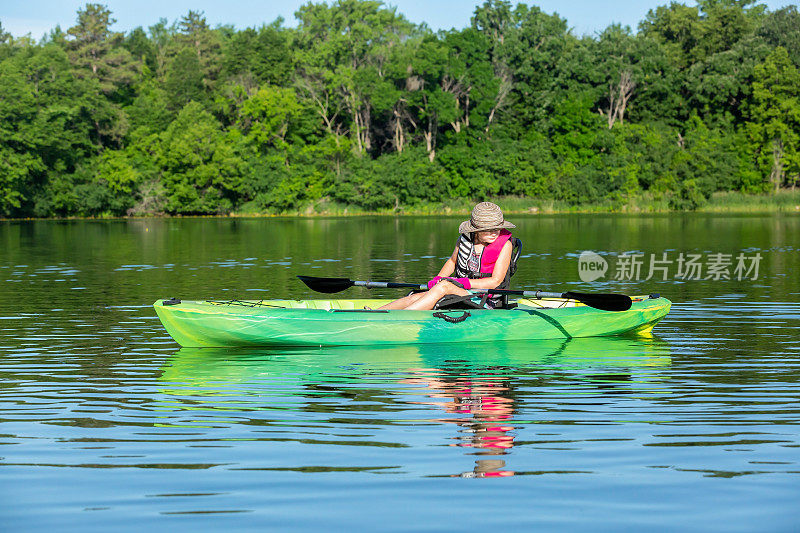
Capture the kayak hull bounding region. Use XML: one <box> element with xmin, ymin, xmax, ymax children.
<box><xmin>154</xmin><ymin>296</ymin><xmax>671</xmax><ymax>348</ymax></box>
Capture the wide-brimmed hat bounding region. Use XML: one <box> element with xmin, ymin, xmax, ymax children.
<box><xmin>458</xmin><ymin>202</ymin><xmax>516</xmax><ymax>234</ymax></box>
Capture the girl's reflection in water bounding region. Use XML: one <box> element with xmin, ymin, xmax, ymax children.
<box><xmin>406</xmin><ymin>372</ymin><xmax>516</xmax><ymax>478</ymax></box>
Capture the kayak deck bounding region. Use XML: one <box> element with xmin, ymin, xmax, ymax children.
<box><xmin>195</xmin><ymin>297</ymin><xmax>586</xmax><ymax>310</ymax></box>
<box><xmin>154</xmin><ymin>296</ymin><xmax>671</xmax><ymax>348</ymax></box>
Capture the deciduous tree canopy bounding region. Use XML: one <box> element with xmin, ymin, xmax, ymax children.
<box><xmin>1</xmin><ymin>0</ymin><xmax>798</xmax><ymax>217</ymax></box>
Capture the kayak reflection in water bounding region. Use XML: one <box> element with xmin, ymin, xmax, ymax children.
<box><xmin>404</xmin><ymin>370</ymin><xmax>516</xmax><ymax>478</ymax></box>
<box><xmin>379</xmin><ymin>202</ymin><xmax>516</xmax><ymax>311</ymax></box>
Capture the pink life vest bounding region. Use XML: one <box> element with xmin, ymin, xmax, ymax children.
<box><xmin>456</xmin><ymin>229</ymin><xmax>513</xmax><ymax>277</ymax></box>
<box><xmin>479</xmin><ymin>230</ymin><xmax>512</xmax><ymax>275</ymax></box>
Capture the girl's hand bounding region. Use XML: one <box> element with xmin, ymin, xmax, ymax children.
<box><xmin>451</xmin><ymin>277</ymin><xmax>471</xmax><ymax>290</ymax></box>
<box><xmin>427</xmin><ymin>276</ymin><xmax>444</xmax><ymax>289</ymax></box>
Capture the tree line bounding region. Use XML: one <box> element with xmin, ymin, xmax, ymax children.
<box><xmin>1</xmin><ymin>0</ymin><xmax>799</xmax><ymax>217</ymax></box>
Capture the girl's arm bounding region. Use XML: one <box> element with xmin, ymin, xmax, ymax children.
<box><xmin>435</xmin><ymin>248</ymin><xmax>458</xmax><ymax>277</ymax></box>
<box><xmin>465</xmin><ymin>241</ymin><xmax>513</xmax><ymax>290</ymax></box>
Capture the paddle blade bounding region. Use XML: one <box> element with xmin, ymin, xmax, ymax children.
<box><xmin>564</xmin><ymin>291</ymin><xmax>632</xmax><ymax>312</ymax></box>
<box><xmin>297</xmin><ymin>276</ymin><xmax>355</xmax><ymax>294</ymax></box>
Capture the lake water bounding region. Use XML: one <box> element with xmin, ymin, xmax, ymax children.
<box><xmin>1</xmin><ymin>214</ymin><xmax>799</xmax><ymax>531</ymax></box>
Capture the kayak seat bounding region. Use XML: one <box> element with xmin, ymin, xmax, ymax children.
<box><xmin>433</xmin><ymin>293</ymin><xmax>488</xmax><ymax>310</ymax></box>
<box><xmin>498</xmin><ymin>237</ymin><xmax>522</xmax><ymax>308</ymax></box>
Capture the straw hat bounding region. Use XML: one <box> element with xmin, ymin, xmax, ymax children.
<box><xmin>458</xmin><ymin>202</ymin><xmax>516</xmax><ymax>234</ymax></box>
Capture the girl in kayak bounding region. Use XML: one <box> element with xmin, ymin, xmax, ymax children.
<box><xmin>378</xmin><ymin>202</ymin><xmax>515</xmax><ymax>310</ymax></box>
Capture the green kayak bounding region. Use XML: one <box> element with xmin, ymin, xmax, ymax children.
<box><xmin>154</xmin><ymin>295</ymin><xmax>671</xmax><ymax>348</ymax></box>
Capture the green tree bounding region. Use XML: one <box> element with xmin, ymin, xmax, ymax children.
<box><xmin>685</xmin><ymin>36</ymin><xmax>769</xmax><ymax>121</ymax></box>
<box><xmin>595</xmin><ymin>26</ymin><xmax>642</xmax><ymax>129</ymax></box>
<box><xmin>126</xmin><ymin>80</ymin><xmax>172</xmax><ymax>134</ymax></box>
<box><xmin>66</xmin><ymin>3</ymin><xmax>138</xmax><ymax>96</ymax></box>
<box><xmin>439</xmin><ymin>28</ymin><xmax>496</xmax><ymax>133</ymax></box>
<box><xmin>175</xmin><ymin>10</ymin><xmax>222</xmax><ymax>89</ymax></box>
<box><xmin>124</xmin><ymin>26</ymin><xmax>156</xmax><ymax>73</ymax></box>
<box><xmin>164</xmin><ymin>47</ymin><xmax>205</xmax><ymax>110</ymax></box>
<box><xmin>480</xmin><ymin>3</ymin><xmax>571</xmax><ymax>128</ymax></box>
<box><xmin>157</xmin><ymin>102</ymin><xmax>247</xmax><ymax>214</ymax></box>
<box><xmin>746</xmin><ymin>47</ymin><xmax>800</xmax><ymax>192</ymax></box>
<box><xmin>549</xmin><ymin>95</ymin><xmax>604</xmax><ymax>167</ymax></box>
<box><xmin>221</xmin><ymin>22</ymin><xmax>292</xmax><ymax>86</ymax></box>
<box><xmin>693</xmin><ymin>0</ymin><xmax>765</xmax><ymax>60</ymax></box>
<box><xmin>564</xmin><ymin>25</ymin><xmax>680</xmax><ymax>129</ymax></box>
<box><xmin>640</xmin><ymin>0</ymin><xmax>764</xmax><ymax>66</ymax></box>
<box><xmin>238</xmin><ymin>86</ymin><xmax>303</xmax><ymax>151</ymax></box>
<box><xmin>147</xmin><ymin>18</ymin><xmax>175</xmax><ymax>79</ymax></box>
<box><xmin>94</xmin><ymin>149</ymin><xmax>140</xmax><ymax>197</ymax></box>
<box><xmin>0</xmin><ymin>45</ymin><xmax>96</xmax><ymax>215</ymax></box>
<box><xmin>0</xmin><ymin>21</ymin><xmax>13</xmax><ymax>64</ymax></box>
<box><xmin>0</xmin><ymin>20</ymin><xmax>9</xmax><ymax>44</ymax></box>
<box><xmin>390</xmin><ymin>35</ymin><xmax>459</xmax><ymax>162</ymax></box>
<box><xmin>671</xmin><ymin>115</ymin><xmax>748</xmax><ymax>200</ymax></box>
<box><xmin>757</xmin><ymin>6</ymin><xmax>800</xmax><ymax>67</ymax></box>
<box><xmin>471</xmin><ymin>0</ymin><xmax>516</xmax><ymax>130</ymax></box>
<box><xmin>294</xmin><ymin>0</ymin><xmax>414</xmax><ymax>155</ymax></box>
<box><xmin>63</xmin><ymin>4</ymin><xmax>133</xmax><ymax>148</ymax></box>
<box><xmin>0</xmin><ymin>52</ymin><xmax>44</xmax><ymax>215</ymax></box>
<box><xmin>639</xmin><ymin>2</ymin><xmax>703</xmax><ymax>68</ymax></box>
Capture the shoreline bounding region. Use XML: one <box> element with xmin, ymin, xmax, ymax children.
<box><xmin>3</xmin><ymin>191</ymin><xmax>799</xmax><ymax>221</ymax></box>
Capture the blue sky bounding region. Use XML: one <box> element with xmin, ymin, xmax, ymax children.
<box><xmin>2</xmin><ymin>0</ymin><xmax>796</xmax><ymax>39</ymax></box>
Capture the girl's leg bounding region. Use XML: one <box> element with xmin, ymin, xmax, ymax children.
<box><xmin>404</xmin><ymin>282</ymin><xmax>470</xmax><ymax>311</ymax></box>
<box><xmin>377</xmin><ymin>291</ymin><xmax>427</xmax><ymax>310</ymax></box>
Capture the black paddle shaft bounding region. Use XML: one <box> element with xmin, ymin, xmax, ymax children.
<box><xmin>297</xmin><ymin>276</ymin><xmax>633</xmax><ymax>312</ymax></box>
<box><xmin>297</xmin><ymin>276</ymin><xmax>425</xmax><ymax>294</ymax></box>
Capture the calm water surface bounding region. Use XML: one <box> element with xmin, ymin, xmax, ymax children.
<box><xmin>1</xmin><ymin>214</ymin><xmax>799</xmax><ymax>531</ymax></box>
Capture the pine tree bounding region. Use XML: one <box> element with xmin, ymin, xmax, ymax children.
<box><xmin>175</xmin><ymin>10</ymin><xmax>221</xmax><ymax>89</ymax></box>
<box><xmin>0</xmin><ymin>21</ymin><xmax>10</xmax><ymax>44</ymax></box>
<box><xmin>165</xmin><ymin>47</ymin><xmax>205</xmax><ymax>110</ymax></box>
<box><xmin>66</xmin><ymin>3</ymin><xmax>138</xmax><ymax>95</ymax></box>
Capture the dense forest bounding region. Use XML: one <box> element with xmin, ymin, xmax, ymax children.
<box><xmin>1</xmin><ymin>0</ymin><xmax>799</xmax><ymax>217</ymax></box>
